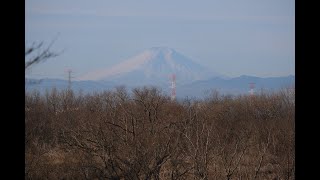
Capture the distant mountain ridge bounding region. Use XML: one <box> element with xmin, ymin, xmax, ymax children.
<box><xmin>178</xmin><ymin>75</ymin><xmax>295</xmax><ymax>97</ymax></box>
<box><xmin>26</xmin><ymin>75</ymin><xmax>295</xmax><ymax>98</ymax></box>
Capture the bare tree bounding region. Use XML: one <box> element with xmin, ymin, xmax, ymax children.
<box><xmin>25</xmin><ymin>87</ymin><xmax>295</xmax><ymax>179</ymax></box>
<box><xmin>25</xmin><ymin>40</ymin><xmax>60</xmax><ymax>71</ymax></box>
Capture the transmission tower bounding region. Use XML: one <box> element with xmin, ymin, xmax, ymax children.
<box><xmin>170</xmin><ymin>74</ymin><xmax>176</xmax><ymax>101</ymax></box>
<box><xmin>249</xmin><ymin>82</ymin><xmax>255</xmax><ymax>96</ymax></box>
<box><xmin>65</xmin><ymin>69</ymin><xmax>73</xmax><ymax>90</ymax></box>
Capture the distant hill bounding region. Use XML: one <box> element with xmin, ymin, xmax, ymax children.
<box><xmin>26</xmin><ymin>75</ymin><xmax>294</xmax><ymax>98</ymax></box>
<box><xmin>25</xmin><ymin>78</ymin><xmax>115</xmax><ymax>94</ymax></box>
<box><xmin>178</xmin><ymin>75</ymin><xmax>295</xmax><ymax>98</ymax></box>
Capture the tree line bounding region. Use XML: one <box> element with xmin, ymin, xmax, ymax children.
<box><xmin>25</xmin><ymin>86</ymin><xmax>295</xmax><ymax>179</ymax></box>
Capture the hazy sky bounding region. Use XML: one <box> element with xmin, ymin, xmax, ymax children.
<box><xmin>26</xmin><ymin>0</ymin><xmax>295</xmax><ymax>80</ymax></box>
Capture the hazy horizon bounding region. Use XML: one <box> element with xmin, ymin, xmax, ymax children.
<box><xmin>26</xmin><ymin>0</ymin><xmax>295</xmax><ymax>80</ymax></box>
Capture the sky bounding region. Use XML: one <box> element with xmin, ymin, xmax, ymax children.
<box><xmin>25</xmin><ymin>0</ymin><xmax>295</xmax><ymax>80</ymax></box>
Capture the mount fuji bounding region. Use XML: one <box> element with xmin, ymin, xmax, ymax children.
<box><xmin>26</xmin><ymin>47</ymin><xmax>294</xmax><ymax>98</ymax></box>
<box><xmin>79</xmin><ymin>47</ymin><xmax>222</xmax><ymax>87</ymax></box>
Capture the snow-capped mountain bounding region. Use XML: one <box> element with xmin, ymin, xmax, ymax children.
<box><xmin>79</xmin><ymin>47</ymin><xmax>221</xmax><ymax>87</ymax></box>
<box><xmin>26</xmin><ymin>47</ymin><xmax>294</xmax><ymax>98</ymax></box>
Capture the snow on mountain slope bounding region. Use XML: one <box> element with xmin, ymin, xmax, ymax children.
<box><xmin>79</xmin><ymin>47</ymin><xmax>222</xmax><ymax>86</ymax></box>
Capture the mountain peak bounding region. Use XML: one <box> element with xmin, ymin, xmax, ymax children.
<box><xmin>79</xmin><ymin>47</ymin><xmax>221</xmax><ymax>83</ymax></box>
<box><xmin>149</xmin><ymin>46</ymin><xmax>174</xmax><ymax>52</ymax></box>
<box><xmin>146</xmin><ymin>47</ymin><xmax>175</xmax><ymax>60</ymax></box>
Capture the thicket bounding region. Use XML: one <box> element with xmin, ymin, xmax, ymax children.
<box><xmin>25</xmin><ymin>86</ymin><xmax>294</xmax><ymax>179</ymax></box>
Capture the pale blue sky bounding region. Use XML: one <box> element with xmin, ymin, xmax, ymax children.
<box><xmin>26</xmin><ymin>0</ymin><xmax>295</xmax><ymax>80</ymax></box>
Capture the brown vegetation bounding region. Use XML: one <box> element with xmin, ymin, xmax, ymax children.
<box><xmin>25</xmin><ymin>87</ymin><xmax>294</xmax><ymax>179</ymax></box>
